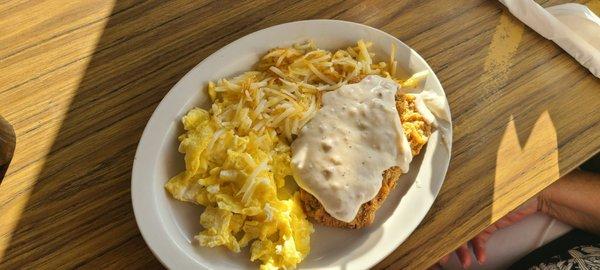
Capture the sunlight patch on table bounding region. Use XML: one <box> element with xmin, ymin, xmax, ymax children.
<box><xmin>480</xmin><ymin>10</ymin><xmax>524</xmax><ymax>90</ymax></box>
<box><xmin>493</xmin><ymin>111</ymin><xmax>559</xmax><ymax>221</ymax></box>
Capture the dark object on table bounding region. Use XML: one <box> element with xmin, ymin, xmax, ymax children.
<box><xmin>0</xmin><ymin>115</ymin><xmax>16</xmax><ymax>182</ymax></box>
<box><xmin>580</xmin><ymin>153</ymin><xmax>600</xmax><ymax>173</ymax></box>
<box><xmin>509</xmin><ymin>229</ymin><xmax>600</xmax><ymax>270</ymax></box>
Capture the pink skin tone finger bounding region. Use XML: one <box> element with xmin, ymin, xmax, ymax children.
<box><xmin>456</xmin><ymin>244</ymin><xmax>472</xmax><ymax>269</ymax></box>
<box><xmin>471</xmin><ymin>236</ymin><xmax>487</xmax><ymax>264</ymax></box>
<box><xmin>440</xmin><ymin>254</ymin><xmax>450</xmax><ymax>264</ymax></box>
<box><xmin>469</xmin><ymin>225</ymin><xmax>496</xmax><ymax>263</ymax></box>
<box><xmin>432</xmin><ymin>254</ymin><xmax>450</xmax><ymax>269</ymax></box>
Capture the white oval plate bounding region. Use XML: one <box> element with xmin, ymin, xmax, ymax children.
<box><xmin>132</xmin><ymin>20</ymin><xmax>452</xmax><ymax>270</ymax></box>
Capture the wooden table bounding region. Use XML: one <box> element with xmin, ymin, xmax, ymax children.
<box><xmin>1</xmin><ymin>0</ymin><xmax>598</xmax><ymax>269</ymax></box>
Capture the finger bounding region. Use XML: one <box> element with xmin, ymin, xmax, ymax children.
<box><xmin>477</xmin><ymin>227</ymin><xmax>495</xmax><ymax>242</ymax></box>
<box><xmin>482</xmin><ymin>221</ymin><xmax>501</xmax><ymax>235</ymax></box>
<box><xmin>456</xmin><ymin>244</ymin><xmax>472</xmax><ymax>269</ymax></box>
<box><xmin>495</xmin><ymin>206</ymin><xmax>538</xmax><ymax>229</ymax></box>
<box><xmin>440</xmin><ymin>254</ymin><xmax>450</xmax><ymax>265</ymax></box>
<box><xmin>494</xmin><ymin>217</ymin><xmax>514</xmax><ymax>229</ymax></box>
<box><xmin>471</xmin><ymin>237</ymin><xmax>487</xmax><ymax>264</ymax></box>
<box><xmin>505</xmin><ymin>211</ymin><xmax>530</xmax><ymax>223</ymax></box>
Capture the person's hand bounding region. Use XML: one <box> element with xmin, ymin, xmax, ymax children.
<box><xmin>430</xmin><ymin>169</ymin><xmax>600</xmax><ymax>269</ymax></box>
<box><xmin>430</xmin><ymin>198</ymin><xmax>539</xmax><ymax>269</ymax></box>
<box><xmin>537</xmin><ymin>170</ymin><xmax>600</xmax><ymax>235</ymax></box>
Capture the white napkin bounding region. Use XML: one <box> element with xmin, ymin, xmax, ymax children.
<box><xmin>499</xmin><ymin>0</ymin><xmax>600</xmax><ymax>78</ymax></box>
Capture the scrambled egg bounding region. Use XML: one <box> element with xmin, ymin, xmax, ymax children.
<box><xmin>165</xmin><ymin>41</ymin><xmax>408</xmax><ymax>269</ymax></box>
<box><xmin>166</xmin><ymin>108</ymin><xmax>313</xmax><ymax>269</ymax></box>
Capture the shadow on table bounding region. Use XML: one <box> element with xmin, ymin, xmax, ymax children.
<box><xmin>0</xmin><ymin>0</ymin><xmax>381</xmax><ymax>268</ymax></box>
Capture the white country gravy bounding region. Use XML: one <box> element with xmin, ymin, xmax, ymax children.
<box><xmin>291</xmin><ymin>75</ymin><xmax>413</xmax><ymax>222</ymax></box>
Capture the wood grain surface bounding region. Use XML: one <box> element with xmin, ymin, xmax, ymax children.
<box><xmin>1</xmin><ymin>0</ymin><xmax>599</xmax><ymax>269</ymax></box>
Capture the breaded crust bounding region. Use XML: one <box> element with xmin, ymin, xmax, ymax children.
<box><xmin>299</xmin><ymin>93</ymin><xmax>432</xmax><ymax>229</ymax></box>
